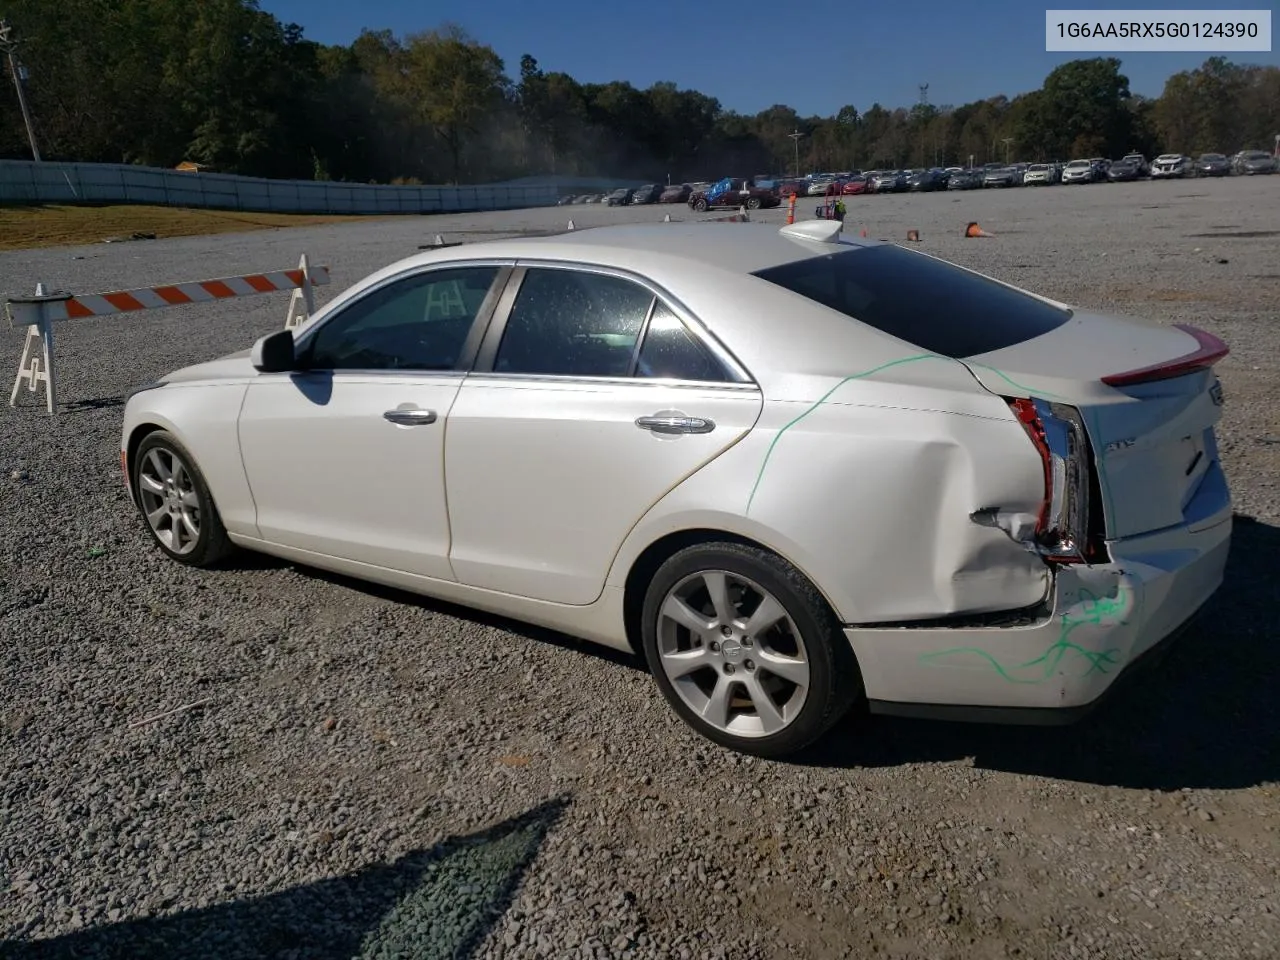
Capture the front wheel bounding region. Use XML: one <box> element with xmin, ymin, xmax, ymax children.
<box><xmin>641</xmin><ymin>542</ymin><xmax>861</xmax><ymax>758</ymax></box>
<box><xmin>133</xmin><ymin>430</ymin><xmax>233</xmax><ymax>567</ymax></box>
<box><xmin>692</xmin><ymin>198</ymin><xmax>708</xmax><ymax>212</ymax></box>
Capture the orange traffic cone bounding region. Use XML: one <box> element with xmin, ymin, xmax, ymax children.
<box><xmin>964</xmin><ymin>221</ymin><xmax>993</xmax><ymax>238</ymax></box>
<box><xmin>906</xmin><ymin>229</ymin><xmax>920</xmax><ymax>242</ymax></box>
<box><xmin>860</xmin><ymin>228</ymin><xmax>868</xmax><ymax>238</ymax></box>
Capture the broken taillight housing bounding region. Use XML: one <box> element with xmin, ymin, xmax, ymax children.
<box><xmin>1008</xmin><ymin>398</ymin><xmax>1096</xmax><ymax>564</ymax></box>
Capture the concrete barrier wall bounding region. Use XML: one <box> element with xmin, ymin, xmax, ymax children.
<box><xmin>0</xmin><ymin>160</ymin><xmax>559</xmax><ymax>214</ymax></box>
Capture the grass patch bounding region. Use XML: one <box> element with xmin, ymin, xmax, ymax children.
<box><xmin>0</xmin><ymin>203</ymin><xmax>387</xmax><ymax>251</ymax></box>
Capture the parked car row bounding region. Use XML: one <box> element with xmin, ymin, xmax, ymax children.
<box><xmin>554</xmin><ymin>148</ymin><xmax>1275</xmax><ymax>208</ymax></box>
<box><xmin>557</xmin><ymin>182</ymin><xmax>716</xmax><ymax>206</ymax></box>
<box><xmin>781</xmin><ymin>148</ymin><xmax>1277</xmax><ymax>195</ymax></box>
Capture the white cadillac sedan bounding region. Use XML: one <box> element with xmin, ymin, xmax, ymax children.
<box><xmin>121</xmin><ymin>219</ymin><xmax>1233</xmax><ymax>758</ymax></box>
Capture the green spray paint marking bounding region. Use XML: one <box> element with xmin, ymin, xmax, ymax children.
<box><xmin>744</xmin><ymin>353</ymin><xmax>942</xmax><ymax>513</ymax></box>
<box><xmin>917</xmin><ymin>586</ymin><xmax>1131</xmax><ymax>684</ymax></box>
<box><xmin>744</xmin><ymin>355</ymin><xmax>1067</xmax><ymax>515</ymax></box>
<box><xmin>964</xmin><ymin>361</ymin><xmax>1067</xmax><ymax>402</ymax></box>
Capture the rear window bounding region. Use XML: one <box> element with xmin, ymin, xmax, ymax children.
<box><xmin>751</xmin><ymin>245</ymin><xmax>1072</xmax><ymax>358</ymax></box>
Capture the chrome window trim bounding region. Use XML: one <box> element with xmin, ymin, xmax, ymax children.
<box><xmin>290</xmin><ymin>259</ymin><xmax>517</xmax><ymax>374</ymax></box>
<box><xmin>473</xmin><ymin>259</ymin><xmax>757</xmax><ymax>386</ymax></box>
<box><xmin>254</xmin><ymin>368</ymin><xmax>469</xmax><ymax>383</ymax></box>
<box><xmin>459</xmin><ymin>373</ymin><xmax>760</xmax><ymax>392</ymax></box>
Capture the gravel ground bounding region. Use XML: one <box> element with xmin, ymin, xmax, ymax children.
<box><xmin>2</xmin><ymin>177</ymin><xmax>1279</xmax><ymax>960</ymax></box>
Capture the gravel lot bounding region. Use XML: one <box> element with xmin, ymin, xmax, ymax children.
<box><xmin>3</xmin><ymin>178</ymin><xmax>1279</xmax><ymax>960</ymax></box>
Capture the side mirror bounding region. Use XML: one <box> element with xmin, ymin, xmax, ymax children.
<box><xmin>251</xmin><ymin>329</ymin><xmax>297</xmax><ymax>373</ymax></box>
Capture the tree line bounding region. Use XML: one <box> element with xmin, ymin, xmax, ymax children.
<box><xmin>1</xmin><ymin>0</ymin><xmax>1276</xmax><ymax>185</ymax></box>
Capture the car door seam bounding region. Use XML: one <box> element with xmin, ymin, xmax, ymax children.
<box><xmin>598</xmin><ymin>388</ymin><xmax>767</xmax><ymax>603</ymax></box>
<box><xmin>234</xmin><ymin>380</ymin><xmax>264</xmax><ymax>540</ymax></box>
<box><xmin>437</xmin><ymin>379</ymin><xmax>468</xmax><ymax>583</ymax></box>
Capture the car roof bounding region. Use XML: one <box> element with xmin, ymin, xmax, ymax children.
<box><xmin>396</xmin><ymin>222</ymin><xmax>882</xmax><ymax>277</ymax></box>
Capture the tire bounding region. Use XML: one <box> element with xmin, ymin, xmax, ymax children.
<box><xmin>746</xmin><ymin>196</ymin><xmax>762</xmax><ymax>210</ymax></box>
<box><xmin>692</xmin><ymin>198</ymin><xmax>708</xmax><ymax>212</ymax></box>
<box><xmin>132</xmin><ymin>430</ymin><xmax>233</xmax><ymax>568</ymax></box>
<box><xmin>640</xmin><ymin>541</ymin><xmax>861</xmax><ymax>759</ymax></box>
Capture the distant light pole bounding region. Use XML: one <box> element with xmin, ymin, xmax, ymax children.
<box><xmin>0</xmin><ymin>20</ymin><xmax>41</xmax><ymax>162</ymax></box>
<box><xmin>1001</xmin><ymin>137</ymin><xmax>1014</xmax><ymax>165</ymax></box>
<box><xmin>788</xmin><ymin>129</ymin><xmax>806</xmax><ymax>177</ymax></box>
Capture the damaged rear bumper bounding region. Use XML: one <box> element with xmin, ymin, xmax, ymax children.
<box><xmin>846</xmin><ymin>509</ymin><xmax>1232</xmax><ymax>723</ymax></box>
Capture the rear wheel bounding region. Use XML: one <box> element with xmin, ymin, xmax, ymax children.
<box><xmin>133</xmin><ymin>430</ymin><xmax>233</xmax><ymax>568</ymax></box>
<box><xmin>746</xmin><ymin>196</ymin><xmax>762</xmax><ymax>210</ymax></box>
<box><xmin>641</xmin><ymin>542</ymin><xmax>861</xmax><ymax>758</ymax></box>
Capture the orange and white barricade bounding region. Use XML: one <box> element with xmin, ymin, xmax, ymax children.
<box><xmin>7</xmin><ymin>254</ymin><xmax>329</xmax><ymax>415</ymax></box>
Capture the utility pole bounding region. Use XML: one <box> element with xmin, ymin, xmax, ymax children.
<box><xmin>787</xmin><ymin>129</ymin><xmax>806</xmax><ymax>177</ymax></box>
<box><xmin>0</xmin><ymin>20</ymin><xmax>41</xmax><ymax>162</ymax></box>
<box><xmin>1001</xmin><ymin>137</ymin><xmax>1014</xmax><ymax>165</ymax></box>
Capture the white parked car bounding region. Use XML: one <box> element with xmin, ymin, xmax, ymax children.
<box><xmin>122</xmin><ymin>220</ymin><xmax>1233</xmax><ymax>758</ymax></box>
<box><xmin>1021</xmin><ymin>164</ymin><xmax>1048</xmax><ymax>185</ymax></box>
<box><xmin>1060</xmin><ymin>159</ymin><xmax>1096</xmax><ymax>184</ymax></box>
<box><xmin>1151</xmin><ymin>154</ymin><xmax>1192</xmax><ymax>178</ymax></box>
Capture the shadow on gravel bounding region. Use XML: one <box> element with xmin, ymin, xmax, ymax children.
<box><xmin>60</xmin><ymin>395</ymin><xmax>125</xmax><ymax>412</ymax></box>
<box><xmin>291</xmin><ymin>565</ymin><xmax>649</xmax><ymax>675</ymax></box>
<box><xmin>3</xmin><ymin>796</ymin><xmax>568</xmax><ymax>960</ymax></box>
<box><xmin>800</xmin><ymin>514</ymin><xmax>1280</xmax><ymax>792</ymax></box>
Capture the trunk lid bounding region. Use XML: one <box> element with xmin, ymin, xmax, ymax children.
<box><xmin>957</xmin><ymin>310</ymin><xmax>1227</xmax><ymax>540</ymax></box>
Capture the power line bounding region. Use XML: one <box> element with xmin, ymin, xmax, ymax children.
<box><xmin>0</xmin><ymin>20</ymin><xmax>41</xmax><ymax>162</ymax></box>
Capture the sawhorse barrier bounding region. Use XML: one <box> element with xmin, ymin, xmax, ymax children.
<box><xmin>7</xmin><ymin>254</ymin><xmax>330</xmax><ymax>416</ymax></box>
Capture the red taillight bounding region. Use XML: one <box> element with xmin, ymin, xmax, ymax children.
<box><xmin>1101</xmin><ymin>324</ymin><xmax>1228</xmax><ymax>387</ymax></box>
<box><xmin>1009</xmin><ymin>399</ymin><xmax>1053</xmax><ymax>536</ymax></box>
<box><xmin>1007</xmin><ymin>397</ymin><xmax>1096</xmax><ymax>564</ymax></box>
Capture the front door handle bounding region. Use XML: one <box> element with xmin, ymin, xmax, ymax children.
<box><xmin>383</xmin><ymin>408</ymin><xmax>437</xmax><ymax>425</ymax></box>
<box><xmin>636</xmin><ymin>414</ymin><xmax>715</xmax><ymax>435</ymax></box>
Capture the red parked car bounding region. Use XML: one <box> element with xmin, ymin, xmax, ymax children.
<box><xmin>840</xmin><ymin>176</ymin><xmax>868</xmax><ymax>195</ymax></box>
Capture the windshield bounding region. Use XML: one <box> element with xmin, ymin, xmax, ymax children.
<box><xmin>1066</xmin><ymin>161</ymin><xmax>1089</xmax><ymax>168</ymax></box>
<box><xmin>1200</xmin><ymin>155</ymin><xmax>1225</xmax><ymax>161</ymax></box>
<box><xmin>751</xmin><ymin>245</ymin><xmax>1071</xmax><ymax>359</ymax></box>
<box><xmin>1243</xmin><ymin>151</ymin><xmax>1270</xmax><ymax>160</ymax></box>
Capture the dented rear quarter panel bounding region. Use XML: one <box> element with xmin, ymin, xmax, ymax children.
<box><xmin>609</xmin><ymin>358</ymin><xmax>1052</xmax><ymax>624</ymax></box>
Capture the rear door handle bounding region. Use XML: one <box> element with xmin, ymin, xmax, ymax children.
<box><xmin>636</xmin><ymin>414</ymin><xmax>715</xmax><ymax>435</ymax></box>
<box><xmin>383</xmin><ymin>408</ymin><xmax>437</xmax><ymax>425</ymax></box>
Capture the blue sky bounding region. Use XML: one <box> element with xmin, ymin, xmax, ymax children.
<box><xmin>260</xmin><ymin>0</ymin><xmax>1279</xmax><ymax>116</ymax></box>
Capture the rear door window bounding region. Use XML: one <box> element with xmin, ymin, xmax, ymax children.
<box><xmin>751</xmin><ymin>245</ymin><xmax>1071</xmax><ymax>358</ymax></box>
<box><xmin>493</xmin><ymin>268</ymin><xmax>653</xmax><ymax>377</ymax></box>
<box><xmin>634</xmin><ymin>302</ymin><xmax>732</xmax><ymax>382</ymax></box>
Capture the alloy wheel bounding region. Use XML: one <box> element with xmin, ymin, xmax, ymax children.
<box><xmin>137</xmin><ymin>446</ymin><xmax>202</xmax><ymax>555</ymax></box>
<box><xmin>656</xmin><ymin>569</ymin><xmax>810</xmax><ymax>738</ymax></box>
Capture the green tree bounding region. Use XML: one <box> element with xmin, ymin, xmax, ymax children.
<box><xmin>1</xmin><ymin>7</ymin><xmax>1276</xmax><ymax>186</ymax></box>
<box><xmin>402</xmin><ymin>25</ymin><xmax>506</xmax><ymax>182</ymax></box>
<box><xmin>1039</xmin><ymin>57</ymin><xmax>1132</xmax><ymax>158</ymax></box>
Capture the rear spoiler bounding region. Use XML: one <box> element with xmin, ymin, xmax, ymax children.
<box><xmin>1101</xmin><ymin>324</ymin><xmax>1229</xmax><ymax>387</ymax></box>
